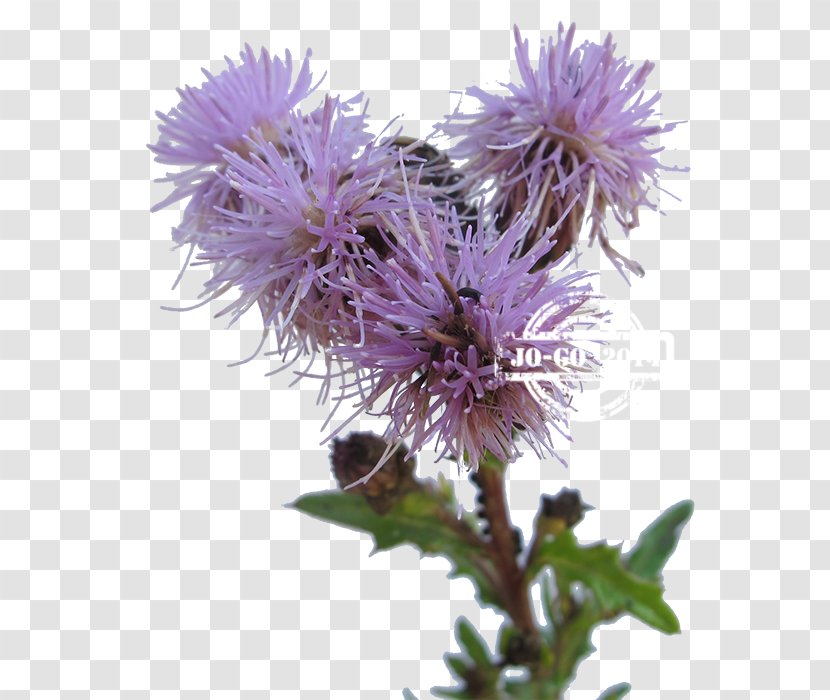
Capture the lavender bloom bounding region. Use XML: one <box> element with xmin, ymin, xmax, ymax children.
<box><xmin>440</xmin><ymin>24</ymin><xmax>677</xmax><ymax>276</ymax></box>
<box><xmin>331</xmin><ymin>206</ymin><xmax>604</xmax><ymax>469</ymax></box>
<box><xmin>150</xmin><ymin>45</ymin><xmax>316</xmax><ymax>213</ymax></box>
<box><xmin>150</xmin><ymin>45</ymin><xmax>387</xmax><ymax>369</ymax></box>
<box><xmin>150</xmin><ymin>45</ymin><xmax>324</xmax><ymax>360</ymax></box>
<box><xmin>211</xmin><ymin>96</ymin><xmax>427</xmax><ymax>365</ymax></box>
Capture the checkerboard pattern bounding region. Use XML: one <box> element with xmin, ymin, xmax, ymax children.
<box><xmin>1</xmin><ymin>0</ymin><xmax>826</xmax><ymax>696</ymax></box>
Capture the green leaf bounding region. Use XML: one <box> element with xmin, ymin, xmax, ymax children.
<box><xmin>290</xmin><ymin>487</ymin><xmax>501</xmax><ymax>610</ymax></box>
<box><xmin>456</xmin><ymin>617</ymin><xmax>493</xmax><ymax>668</ymax></box>
<box><xmin>445</xmin><ymin>653</ymin><xmax>469</xmax><ymax>680</ymax></box>
<box><xmin>625</xmin><ymin>500</ymin><xmax>694</xmax><ymax>580</ymax></box>
<box><xmin>528</xmin><ymin>531</ymin><xmax>680</xmax><ymax>634</ymax></box>
<box><xmin>540</xmin><ymin>573</ymin><xmax>556</xmax><ymax>628</ymax></box>
<box><xmin>497</xmin><ymin>624</ymin><xmax>519</xmax><ymax>658</ymax></box>
<box><xmin>433</xmin><ymin>688</ymin><xmax>478</xmax><ymax>700</ymax></box>
<box><xmin>597</xmin><ymin>682</ymin><xmax>631</xmax><ymax>699</ymax></box>
<box><xmin>434</xmin><ymin>618</ymin><xmax>502</xmax><ymax>699</ymax></box>
<box><xmin>549</xmin><ymin>594</ymin><xmax>599</xmax><ymax>687</ymax></box>
<box><xmin>503</xmin><ymin>674</ymin><xmax>561</xmax><ymax>699</ymax></box>
<box><xmin>434</xmin><ymin>668</ymin><xmax>499</xmax><ymax>700</ymax></box>
<box><xmin>402</xmin><ymin>689</ymin><xmax>419</xmax><ymax>700</ymax></box>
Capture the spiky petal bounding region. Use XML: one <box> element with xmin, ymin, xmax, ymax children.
<box><xmin>149</xmin><ymin>45</ymin><xmax>317</xmax><ymax>212</ymax></box>
<box><xmin>439</xmin><ymin>24</ymin><xmax>678</xmax><ymax>276</ymax></box>
<box><xmin>150</xmin><ymin>47</ymin><xmax>375</xmax><ymax>369</ymax></box>
<box><xmin>213</xmin><ymin>96</ymin><xmax>426</xmax><ymax>362</ymax></box>
<box><xmin>330</xmin><ymin>206</ymin><xmax>606</xmax><ymax>469</ymax></box>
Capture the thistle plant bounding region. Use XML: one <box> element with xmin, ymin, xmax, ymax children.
<box><xmin>151</xmin><ymin>26</ymin><xmax>690</xmax><ymax>699</ymax></box>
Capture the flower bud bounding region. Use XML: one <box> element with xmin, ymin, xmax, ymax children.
<box><xmin>330</xmin><ymin>432</ymin><xmax>418</xmax><ymax>514</ymax></box>
<box><xmin>394</xmin><ymin>136</ymin><xmax>476</xmax><ymax>218</ymax></box>
<box><xmin>539</xmin><ymin>488</ymin><xmax>593</xmax><ymax>534</ymax></box>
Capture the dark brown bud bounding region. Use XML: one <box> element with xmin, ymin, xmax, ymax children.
<box><xmin>540</xmin><ymin>488</ymin><xmax>593</xmax><ymax>530</ymax></box>
<box><xmin>394</xmin><ymin>136</ymin><xmax>453</xmax><ymax>188</ymax></box>
<box><xmin>330</xmin><ymin>432</ymin><xmax>417</xmax><ymax>515</ymax></box>
<box><xmin>503</xmin><ymin>632</ymin><xmax>541</xmax><ymax>666</ymax></box>
<box><xmin>393</xmin><ymin>136</ymin><xmax>477</xmax><ymax>219</ymax></box>
<box><xmin>357</xmin><ymin>224</ymin><xmax>391</xmax><ymax>259</ymax></box>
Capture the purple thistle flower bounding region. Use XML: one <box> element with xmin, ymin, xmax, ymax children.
<box><xmin>205</xmin><ymin>96</ymin><xmax>429</xmax><ymax>368</ymax></box>
<box><xmin>150</xmin><ymin>45</ymin><xmax>317</xmax><ymax>213</ymax></box>
<box><xmin>149</xmin><ymin>44</ymin><xmax>397</xmax><ymax>370</ymax></box>
<box><xmin>439</xmin><ymin>24</ymin><xmax>678</xmax><ymax>276</ymax></box>
<box><xmin>330</xmin><ymin>206</ymin><xmax>605</xmax><ymax>469</ymax></box>
<box><xmin>149</xmin><ymin>44</ymin><xmax>332</xmax><ymax>362</ymax></box>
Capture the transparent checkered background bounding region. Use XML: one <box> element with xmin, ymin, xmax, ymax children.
<box><xmin>1</xmin><ymin>0</ymin><xmax>827</xmax><ymax>697</ymax></box>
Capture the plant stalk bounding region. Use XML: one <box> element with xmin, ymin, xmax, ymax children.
<box><xmin>475</xmin><ymin>455</ymin><xmax>539</xmax><ymax>644</ymax></box>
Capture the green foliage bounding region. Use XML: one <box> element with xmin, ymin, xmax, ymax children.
<box><xmin>519</xmin><ymin>502</ymin><xmax>693</xmax><ymax>693</ymax></box>
<box><xmin>457</xmin><ymin>617</ymin><xmax>493</xmax><ymax>668</ymax></box>
<box><xmin>624</xmin><ymin>500</ymin><xmax>694</xmax><ymax>581</ymax></box>
<box><xmin>502</xmin><ymin>674</ymin><xmax>562</xmax><ymax>699</ymax></box>
<box><xmin>294</xmin><ymin>467</ymin><xmax>692</xmax><ymax>700</ymax></box>
<box><xmin>597</xmin><ymin>682</ymin><xmax>632</xmax><ymax>699</ymax></box>
<box><xmin>546</xmin><ymin>591</ymin><xmax>600</xmax><ymax>689</ymax></box>
<box><xmin>290</xmin><ymin>484</ymin><xmax>501</xmax><ymax>610</ymax></box>
<box><xmin>433</xmin><ymin>617</ymin><xmax>502</xmax><ymax>699</ymax></box>
<box><xmin>527</xmin><ymin>529</ymin><xmax>680</xmax><ymax>634</ymax></box>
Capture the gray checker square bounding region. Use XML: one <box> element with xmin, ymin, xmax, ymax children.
<box><xmin>0</xmin><ymin>0</ymin><xmax>826</xmax><ymax>697</ymax></box>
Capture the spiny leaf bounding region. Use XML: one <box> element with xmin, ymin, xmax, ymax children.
<box><xmin>292</xmin><ymin>489</ymin><xmax>451</xmax><ymax>551</ymax></box>
<box><xmin>448</xmin><ymin>561</ymin><xmax>502</xmax><ymax>611</ymax></box>
<box><xmin>445</xmin><ymin>653</ymin><xmax>469</xmax><ymax>680</ymax></box>
<box><xmin>528</xmin><ymin>530</ymin><xmax>680</xmax><ymax>634</ymax></box>
<box><xmin>456</xmin><ymin>617</ymin><xmax>494</xmax><ymax>668</ymax></box>
<box><xmin>597</xmin><ymin>682</ymin><xmax>631</xmax><ymax>699</ymax></box>
<box><xmin>435</xmin><ymin>619</ymin><xmax>502</xmax><ymax>699</ymax></box>
<box><xmin>402</xmin><ymin>689</ymin><xmax>419</xmax><ymax>700</ymax></box>
<box><xmin>625</xmin><ymin>500</ymin><xmax>694</xmax><ymax>580</ymax></box>
<box><xmin>291</xmin><ymin>488</ymin><xmax>501</xmax><ymax>610</ymax></box>
<box><xmin>434</xmin><ymin>669</ymin><xmax>502</xmax><ymax>700</ymax></box>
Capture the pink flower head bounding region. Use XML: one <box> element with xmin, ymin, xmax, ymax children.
<box><xmin>150</xmin><ymin>45</ymin><xmax>317</xmax><ymax>212</ymax></box>
<box><xmin>150</xmin><ymin>44</ymin><xmax>377</xmax><ymax>369</ymax></box>
<box><xmin>330</xmin><ymin>205</ymin><xmax>605</xmax><ymax>469</ymax></box>
<box><xmin>439</xmin><ymin>24</ymin><xmax>678</xmax><ymax>276</ymax></box>
<box><xmin>208</xmin><ymin>96</ymin><xmax>428</xmax><ymax>365</ymax></box>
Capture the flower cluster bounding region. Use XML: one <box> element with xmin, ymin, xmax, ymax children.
<box><xmin>151</xmin><ymin>27</ymin><xmax>672</xmax><ymax>467</ymax></box>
